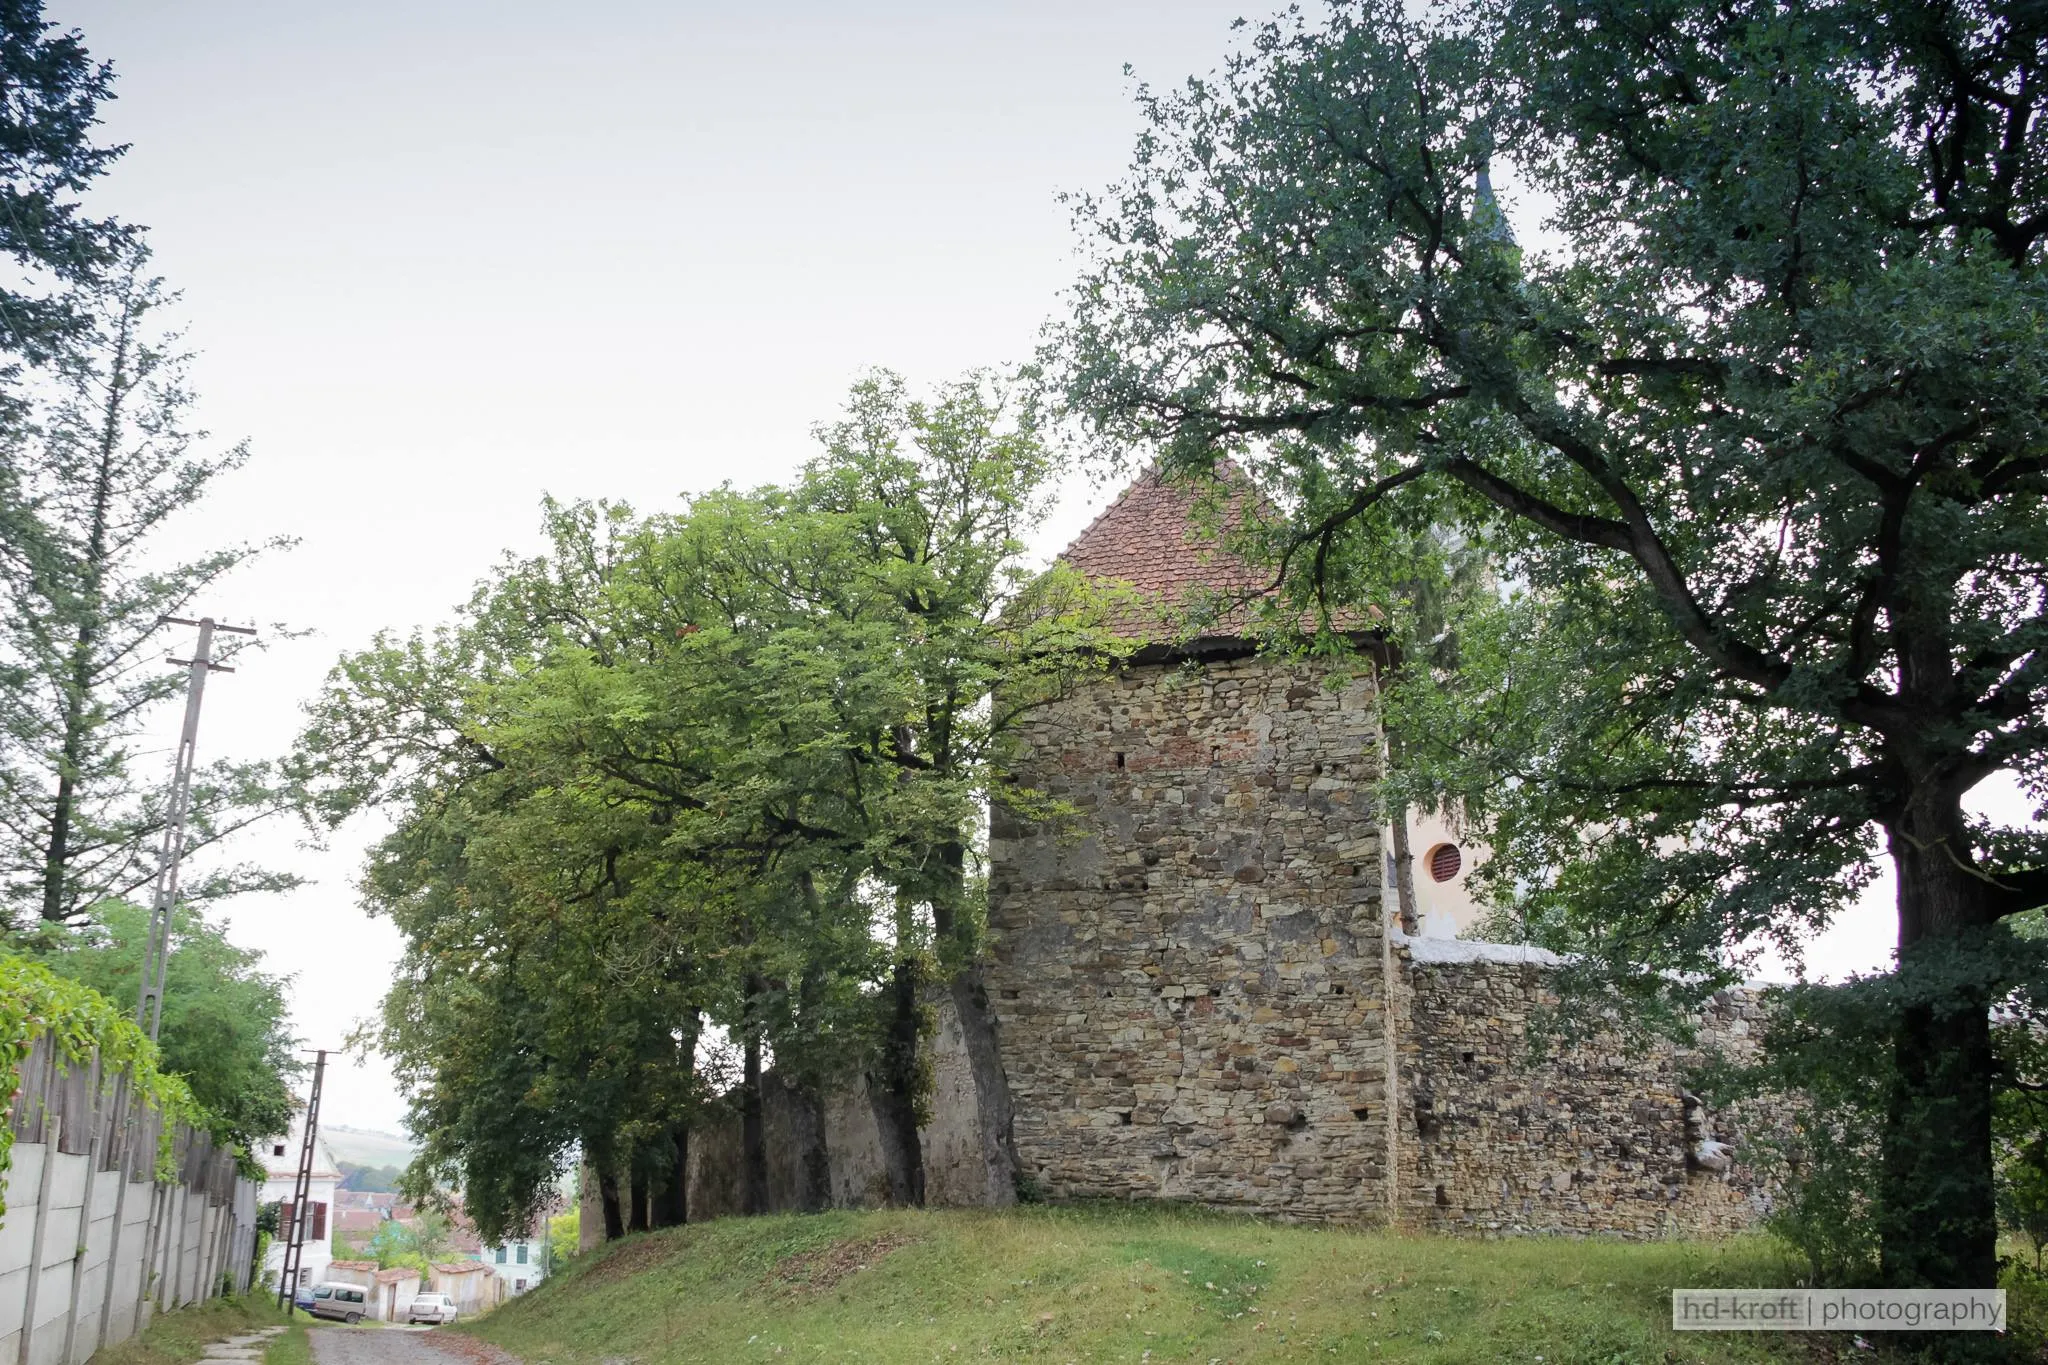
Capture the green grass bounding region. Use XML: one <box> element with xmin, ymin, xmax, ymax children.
<box><xmin>262</xmin><ymin>1317</ymin><xmax>312</xmax><ymax>1365</ymax></box>
<box><xmin>90</xmin><ymin>1294</ymin><xmax>290</xmax><ymax>1365</ymax></box>
<box><xmin>451</xmin><ymin>1204</ymin><xmax>2048</xmax><ymax>1363</ymax></box>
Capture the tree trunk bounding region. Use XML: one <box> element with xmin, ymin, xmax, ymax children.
<box><xmin>924</xmin><ymin>838</ymin><xmax>1020</xmax><ymax>1204</ymax></box>
<box><xmin>596</xmin><ymin>1167</ymin><xmax>625</xmax><ymax>1241</ymax></box>
<box><xmin>1386</xmin><ymin>801</ymin><xmax>1420</xmax><ymax>936</ymax></box>
<box><xmin>657</xmin><ymin>1125</ymin><xmax>689</xmax><ymax>1227</ymax></box>
<box><xmin>627</xmin><ymin>1166</ymin><xmax>652</xmax><ymax>1232</ymax></box>
<box><xmin>793</xmin><ymin>1083</ymin><xmax>832</xmax><ymax>1213</ymax></box>
<box><xmin>741</xmin><ymin>998</ymin><xmax>769</xmax><ymax>1216</ymax></box>
<box><xmin>949</xmin><ymin>966</ymin><xmax>1020</xmax><ymax>1206</ymax></box>
<box><xmin>39</xmin><ymin>310</ymin><xmax>131</xmax><ymax>926</ymax></box>
<box><xmin>872</xmin><ymin>953</ymin><xmax>926</xmax><ymax>1206</ymax></box>
<box><xmin>652</xmin><ymin>1011</ymin><xmax>698</xmax><ymax>1229</ymax></box>
<box><xmin>1877</xmin><ymin>811</ymin><xmax>1999</xmax><ymax>1288</ymax></box>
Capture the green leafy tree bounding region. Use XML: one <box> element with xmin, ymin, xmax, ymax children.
<box><xmin>0</xmin><ymin>241</ymin><xmax>296</xmax><ymax>930</ymax></box>
<box><xmin>305</xmin><ymin>504</ymin><xmax>727</xmax><ymax>1243</ymax></box>
<box><xmin>298</xmin><ymin>373</ymin><xmax>1120</xmax><ymax>1237</ymax></box>
<box><xmin>26</xmin><ymin>898</ymin><xmax>299</xmax><ymax>1149</ymax></box>
<box><xmin>777</xmin><ymin>372</ymin><xmax>1126</xmax><ymax>1200</ymax></box>
<box><xmin>544</xmin><ymin>1206</ymin><xmax>578</xmax><ymax>1273</ymax></box>
<box><xmin>1052</xmin><ymin>0</ymin><xmax>2048</xmax><ymax>1286</ymax></box>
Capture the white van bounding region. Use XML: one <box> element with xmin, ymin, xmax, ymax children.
<box><xmin>307</xmin><ymin>1282</ymin><xmax>369</xmax><ymax>1324</ymax></box>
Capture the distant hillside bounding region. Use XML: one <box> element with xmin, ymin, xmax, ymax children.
<box><xmin>320</xmin><ymin>1125</ymin><xmax>417</xmax><ymax>1169</ymax></box>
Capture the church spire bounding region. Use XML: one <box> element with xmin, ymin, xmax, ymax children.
<box><xmin>1472</xmin><ymin>127</ymin><xmax>1515</xmax><ymax>247</ymax></box>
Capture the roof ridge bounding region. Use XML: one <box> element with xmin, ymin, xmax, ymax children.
<box><xmin>1056</xmin><ymin>459</ymin><xmax>1160</xmax><ymax>562</ymax></box>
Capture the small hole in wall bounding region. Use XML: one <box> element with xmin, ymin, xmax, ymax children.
<box><xmin>1435</xmin><ymin>1184</ymin><xmax>1450</xmax><ymax>1207</ymax></box>
<box><xmin>1461</xmin><ymin>1050</ymin><xmax>1475</xmax><ymax>1064</ymax></box>
<box><xmin>1330</xmin><ymin>982</ymin><xmax>1347</xmax><ymax>995</ymax></box>
<box><xmin>1001</xmin><ymin>989</ymin><xmax>1020</xmax><ymax>1000</ymax></box>
<box><xmin>1115</xmin><ymin>752</ymin><xmax>1126</xmax><ymax>769</ymax></box>
<box><xmin>1116</xmin><ymin>1111</ymin><xmax>1133</xmax><ymax>1126</ymax></box>
<box><xmin>1352</xmin><ymin>1107</ymin><xmax>1370</xmax><ymax>1122</ymax></box>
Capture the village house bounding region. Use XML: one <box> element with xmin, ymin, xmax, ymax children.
<box><xmin>447</xmin><ymin>1206</ymin><xmax>551</xmax><ymax>1296</ymax></box>
<box><xmin>257</xmin><ymin>1118</ymin><xmax>341</xmax><ymax>1293</ymax></box>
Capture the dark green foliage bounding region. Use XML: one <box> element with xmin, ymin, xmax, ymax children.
<box><xmin>0</xmin><ymin>0</ymin><xmax>125</xmax><ymax>359</ymax></box>
<box><xmin>1052</xmin><ymin>0</ymin><xmax>2048</xmax><ymax>1286</ymax></box>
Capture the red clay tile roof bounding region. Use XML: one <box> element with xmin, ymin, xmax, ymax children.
<box><xmin>1061</xmin><ymin>467</ymin><xmax>1274</xmax><ymax>643</ymax></box>
<box><xmin>328</xmin><ymin>1260</ymin><xmax>379</xmax><ymax>1273</ymax></box>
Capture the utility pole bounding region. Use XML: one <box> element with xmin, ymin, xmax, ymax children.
<box><xmin>276</xmin><ymin>1049</ymin><xmax>328</xmax><ymax>1311</ymax></box>
<box><xmin>135</xmin><ymin>615</ymin><xmax>256</xmax><ymax>1041</ymax></box>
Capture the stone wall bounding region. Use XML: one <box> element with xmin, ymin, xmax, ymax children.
<box><xmin>1393</xmin><ymin>937</ymin><xmax>1771</xmax><ymax>1237</ymax></box>
<box><xmin>985</xmin><ymin>654</ymin><xmax>1394</xmax><ymax>1220</ymax></box>
<box><xmin>682</xmin><ymin>995</ymin><xmax>996</xmax><ymax>1219</ymax></box>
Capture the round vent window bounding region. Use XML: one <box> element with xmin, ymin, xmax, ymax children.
<box><xmin>1427</xmin><ymin>843</ymin><xmax>1463</xmax><ymax>883</ymax></box>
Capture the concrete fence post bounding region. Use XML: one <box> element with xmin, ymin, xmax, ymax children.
<box><xmin>58</xmin><ymin>1052</ymin><xmax>104</xmax><ymax>1365</ymax></box>
<box><xmin>16</xmin><ymin>1115</ymin><xmax>59</xmax><ymax>1365</ymax></box>
<box><xmin>94</xmin><ymin>1078</ymin><xmax>135</xmax><ymax>1354</ymax></box>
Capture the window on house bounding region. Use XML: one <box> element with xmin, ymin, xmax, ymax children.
<box><xmin>514</xmin><ymin>1279</ymin><xmax>527</xmax><ymax>1292</ymax></box>
<box><xmin>272</xmin><ymin>1144</ymin><xmax>286</xmax><ymax>1157</ymax></box>
<box><xmin>1427</xmin><ymin>842</ymin><xmax>1463</xmax><ymax>883</ymax></box>
<box><xmin>515</xmin><ymin>1244</ymin><xmax>528</xmax><ymax>1264</ymax></box>
<box><xmin>495</xmin><ymin>1247</ymin><xmax>507</xmax><ymax>1264</ymax></box>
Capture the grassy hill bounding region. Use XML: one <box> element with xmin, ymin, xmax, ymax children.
<box><xmin>319</xmin><ymin>1125</ymin><xmax>418</xmax><ymax>1169</ymax></box>
<box><xmin>452</xmin><ymin>1204</ymin><xmax>2045</xmax><ymax>1363</ymax></box>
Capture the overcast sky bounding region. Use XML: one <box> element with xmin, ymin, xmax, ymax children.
<box><xmin>47</xmin><ymin>0</ymin><xmax>1949</xmax><ymax>1136</ymax></box>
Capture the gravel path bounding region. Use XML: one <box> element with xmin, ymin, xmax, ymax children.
<box><xmin>308</xmin><ymin>1326</ymin><xmax>519</xmax><ymax>1365</ymax></box>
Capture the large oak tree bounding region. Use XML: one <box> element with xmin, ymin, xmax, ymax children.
<box><xmin>1053</xmin><ymin>0</ymin><xmax>2048</xmax><ymax>1287</ymax></box>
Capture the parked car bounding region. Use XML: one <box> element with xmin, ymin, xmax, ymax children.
<box><xmin>307</xmin><ymin>1282</ymin><xmax>369</xmax><ymax>1324</ymax></box>
<box><xmin>292</xmin><ymin>1286</ymin><xmax>314</xmax><ymax>1312</ymax></box>
<box><xmin>406</xmin><ymin>1293</ymin><xmax>459</xmax><ymax>1326</ymax></box>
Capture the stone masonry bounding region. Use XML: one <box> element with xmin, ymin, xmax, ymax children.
<box><xmin>1394</xmin><ymin>940</ymin><xmax>1769</xmax><ymax>1236</ymax></box>
<box><xmin>985</xmin><ymin>653</ymin><xmax>1392</xmax><ymax>1218</ymax></box>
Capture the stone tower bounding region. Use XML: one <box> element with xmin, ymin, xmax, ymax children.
<box><xmin>985</xmin><ymin>470</ymin><xmax>1398</xmax><ymax>1218</ymax></box>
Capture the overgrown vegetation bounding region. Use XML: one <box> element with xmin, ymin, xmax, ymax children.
<box><xmin>0</xmin><ymin>952</ymin><xmax>202</xmax><ymax>1213</ymax></box>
